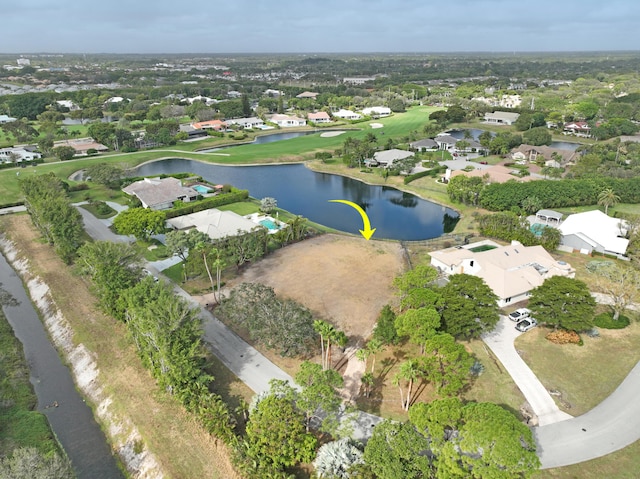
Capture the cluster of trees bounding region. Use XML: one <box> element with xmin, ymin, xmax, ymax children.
<box><xmin>20</xmin><ymin>173</ymin><xmax>84</xmax><ymax>263</ymax></box>
<box><xmin>361</xmin><ymin>398</ymin><xmax>540</xmax><ymax>479</ymax></box>
<box><xmin>76</xmin><ymin>241</ymin><xmax>235</xmax><ymax>441</ymax></box>
<box><xmin>216</xmin><ymin>282</ymin><xmax>317</xmax><ymax>357</ymax></box>
<box><xmin>358</xmin><ymin>265</ymin><xmax>499</xmax><ymax>411</ymax></box>
<box><xmin>448</xmin><ymin>174</ymin><xmax>640</xmax><ymax>213</ymax></box>
<box><xmin>476</xmin><ymin>211</ymin><xmax>562</xmax><ymax>251</ymax></box>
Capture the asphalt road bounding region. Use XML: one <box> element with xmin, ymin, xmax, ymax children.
<box><xmin>535</xmin><ymin>361</ymin><xmax>640</xmax><ymax>468</ymax></box>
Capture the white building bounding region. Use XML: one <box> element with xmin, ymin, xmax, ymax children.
<box><xmin>0</xmin><ymin>147</ymin><xmax>41</xmax><ymax>163</ymax></box>
<box><xmin>430</xmin><ymin>240</ymin><xmax>575</xmax><ymax>307</ymax></box>
<box><xmin>122</xmin><ymin>177</ymin><xmax>198</xmax><ymax>210</ymax></box>
<box><xmin>362</xmin><ymin>106</ymin><xmax>391</xmax><ymax>117</ymax></box>
<box><xmin>0</xmin><ymin>114</ymin><xmax>17</xmax><ymax>124</ymax></box>
<box><xmin>332</xmin><ymin>109</ymin><xmax>362</xmax><ymax>120</ymax></box>
<box><xmin>167</xmin><ymin>208</ymin><xmax>259</xmax><ymax>240</ymax></box>
<box><xmin>484</xmin><ymin>111</ymin><xmax>520</xmax><ymax>125</ymax></box>
<box><xmin>558</xmin><ymin>210</ymin><xmax>629</xmax><ymax>257</ymax></box>
<box><xmin>269</xmin><ymin>114</ymin><xmax>307</xmax><ymax>127</ymax></box>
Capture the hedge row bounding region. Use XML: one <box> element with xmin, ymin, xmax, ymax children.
<box><xmin>404</xmin><ymin>166</ymin><xmax>447</xmax><ymax>184</ymax></box>
<box><xmin>0</xmin><ymin>158</ymin><xmax>44</xmax><ymax>170</ymax></box>
<box><xmin>164</xmin><ymin>189</ymin><xmax>249</xmax><ymax>219</ymax></box>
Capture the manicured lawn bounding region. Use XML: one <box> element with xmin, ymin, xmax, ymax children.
<box><xmin>134</xmin><ymin>239</ymin><xmax>170</xmax><ymax>261</ymax></box>
<box><xmin>80</xmin><ymin>201</ymin><xmax>117</xmax><ymax>219</ymax></box>
<box><xmin>514</xmin><ymin>321</ymin><xmax>640</xmax><ymax>416</ymax></box>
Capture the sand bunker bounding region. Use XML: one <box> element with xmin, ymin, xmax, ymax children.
<box><xmin>370</xmin><ymin>123</ymin><xmax>384</xmax><ymax>129</ymax></box>
<box><xmin>320</xmin><ymin>131</ymin><xmax>346</xmax><ymax>137</ymax></box>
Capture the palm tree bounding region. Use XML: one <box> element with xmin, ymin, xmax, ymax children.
<box><xmin>598</xmin><ymin>188</ymin><xmax>620</xmax><ymax>215</ymax></box>
<box><xmin>313</xmin><ymin>320</ymin><xmax>335</xmax><ymax>370</ymax></box>
<box><xmin>394</xmin><ymin>359</ymin><xmax>421</xmax><ymax>411</ymax></box>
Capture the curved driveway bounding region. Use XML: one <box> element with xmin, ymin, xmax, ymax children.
<box><xmin>482</xmin><ymin>316</ymin><xmax>573</xmax><ymax>426</ymax></box>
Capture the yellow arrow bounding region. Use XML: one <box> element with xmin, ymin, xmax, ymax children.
<box><xmin>329</xmin><ymin>199</ymin><xmax>376</xmax><ymax>240</ymax></box>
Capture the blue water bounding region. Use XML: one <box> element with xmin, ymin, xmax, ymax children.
<box><xmin>193</xmin><ymin>184</ymin><xmax>212</xmax><ymax>194</ymax></box>
<box><xmin>260</xmin><ymin>219</ymin><xmax>280</xmax><ymax>230</ymax></box>
<box><xmin>199</xmin><ymin>131</ymin><xmax>319</xmax><ymax>152</ymax></box>
<box><xmin>134</xmin><ymin>159</ymin><xmax>459</xmax><ymax>241</ymax></box>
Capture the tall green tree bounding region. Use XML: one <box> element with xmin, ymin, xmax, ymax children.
<box><xmin>421</xmin><ymin>333</ymin><xmax>474</xmax><ymax>396</ymax></box>
<box><xmin>76</xmin><ymin>241</ymin><xmax>141</xmax><ymax>318</ymax></box>
<box><xmin>393</xmin><ymin>359</ymin><xmax>422</xmax><ymax>411</ymax></box>
<box><xmin>393</xmin><ymin>264</ymin><xmax>439</xmax><ymax>311</ymax></box>
<box><xmin>295</xmin><ymin>361</ymin><xmax>345</xmax><ymax>435</ymax></box>
<box><xmin>246</xmin><ymin>386</ymin><xmax>317</xmax><ymax>470</ymax></box>
<box><xmin>587</xmin><ymin>261</ymin><xmax>640</xmax><ymax>320</ymax></box>
<box><xmin>372</xmin><ymin>304</ymin><xmax>399</xmax><ymax>345</ymax></box>
<box><xmin>409</xmin><ymin>398</ymin><xmax>540</xmax><ymax>478</ymax></box>
<box><xmin>112</xmin><ymin>207</ymin><xmax>165</xmax><ymax>241</ymax></box>
<box><xmin>394</xmin><ymin>307</ymin><xmax>440</xmax><ymax>353</ymax></box>
<box><xmin>363</xmin><ymin>420</ymin><xmax>431</xmax><ymax>479</ymax></box>
<box><xmin>438</xmin><ymin>274</ymin><xmax>499</xmax><ymax>339</ymax></box>
<box><xmin>528</xmin><ymin>276</ymin><xmax>596</xmax><ymax>331</ymax></box>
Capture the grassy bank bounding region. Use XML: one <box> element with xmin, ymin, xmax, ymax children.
<box><xmin>0</xmin><ymin>214</ymin><xmax>242</xmax><ymax>479</ymax></box>
<box><xmin>0</xmin><ymin>308</ymin><xmax>60</xmax><ymax>458</ymax></box>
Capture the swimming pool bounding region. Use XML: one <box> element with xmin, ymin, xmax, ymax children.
<box><xmin>192</xmin><ymin>184</ymin><xmax>212</xmax><ymax>194</ymax></box>
<box><xmin>260</xmin><ymin>219</ymin><xmax>281</xmax><ymax>230</ymax></box>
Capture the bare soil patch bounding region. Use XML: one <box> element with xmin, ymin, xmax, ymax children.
<box><xmin>226</xmin><ymin>234</ymin><xmax>406</xmax><ymax>343</ymax></box>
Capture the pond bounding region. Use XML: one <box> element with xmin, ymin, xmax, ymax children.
<box><xmin>0</xmin><ymin>253</ymin><xmax>124</xmax><ymax>479</ymax></box>
<box><xmin>198</xmin><ymin>131</ymin><xmax>320</xmax><ymax>152</ymax></box>
<box><xmin>446</xmin><ymin>128</ymin><xmax>581</xmax><ymax>151</ymax></box>
<box><xmin>134</xmin><ymin>159</ymin><xmax>459</xmax><ymax>241</ymax></box>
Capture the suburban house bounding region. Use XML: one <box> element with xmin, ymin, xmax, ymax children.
<box><xmin>484</xmin><ymin>111</ymin><xmax>520</xmax><ymax>125</ymax></box>
<box><xmin>434</xmin><ymin>134</ymin><xmax>458</xmax><ymax>150</ymax></box>
<box><xmin>367</xmin><ymin>148</ymin><xmax>414</xmax><ymax>168</ymax></box>
<box><xmin>499</xmin><ymin>94</ymin><xmax>522</xmax><ymax>109</ymax></box>
<box><xmin>191</xmin><ymin>119</ymin><xmax>227</xmax><ymax>130</ymax></box>
<box><xmin>558</xmin><ymin>210</ymin><xmax>629</xmax><ymax>257</ymax></box>
<box><xmin>225</xmin><ymin>117</ymin><xmax>264</xmax><ymax>129</ymax></box>
<box><xmin>430</xmin><ymin>240</ymin><xmax>575</xmax><ymax>307</ymax></box>
<box><xmin>455</xmin><ymin>139</ymin><xmax>486</xmax><ymax>153</ymax></box>
<box><xmin>307</xmin><ymin>111</ymin><xmax>332</xmax><ymax>123</ymax></box>
<box><xmin>563</xmin><ymin>121</ymin><xmax>591</xmax><ymax>137</ymax></box>
<box><xmin>342</xmin><ymin>76</ymin><xmax>376</xmax><ymax>85</ymax></box>
<box><xmin>264</xmin><ymin>89</ymin><xmax>283</xmax><ymax>97</ymax></box>
<box><xmin>296</xmin><ymin>91</ymin><xmax>319</xmax><ymax>99</ymax></box>
<box><xmin>122</xmin><ymin>177</ymin><xmax>199</xmax><ymax>210</ymax></box>
<box><xmin>166</xmin><ymin>208</ymin><xmax>259</xmax><ymax>240</ymax></box>
<box><xmin>53</xmin><ymin>137</ymin><xmax>109</xmax><ymax>156</ymax></box>
<box><xmin>332</xmin><ymin>109</ymin><xmax>362</xmax><ymax>120</ymax></box>
<box><xmin>0</xmin><ymin>146</ymin><xmax>41</xmax><ymax>163</ymax></box>
<box><xmin>55</xmin><ymin>100</ymin><xmax>79</xmax><ymax>111</ymax></box>
<box><xmin>362</xmin><ymin>106</ymin><xmax>391</xmax><ymax>117</ymax></box>
<box><xmin>186</xmin><ymin>95</ymin><xmax>217</xmax><ymax>106</ymax></box>
<box><xmin>409</xmin><ymin>138</ymin><xmax>438</xmax><ymax>152</ymax></box>
<box><xmin>511</xmin><ymin>144</ymin><xmax>578</xmax><ymax>167</ymax></box>
<box><xmin>269</xmin><ymin>114</ymin><xmax>307</xmax><ymax>127</ymax></box>
<box><xmin>0</xmin><ymin>114</ymin><xmax>16</xmax><ymax>124</ymax></box>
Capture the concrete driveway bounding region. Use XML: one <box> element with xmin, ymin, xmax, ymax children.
<box><xmin>482</xmin><ymin>316</ymin><xmax>573</xmax><ymax>426</ymax></box>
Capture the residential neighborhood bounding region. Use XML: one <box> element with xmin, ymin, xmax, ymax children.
<box><xmin>2</xmin><ymin>42</ymin><xmax>640</xmax><ymax>479</ymax></box>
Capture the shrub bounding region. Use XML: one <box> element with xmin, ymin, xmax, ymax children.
<box><xmin>68</xmin><ymin>182</ymin><xmax>90</xmax><ymax>192</ymax></box>
<box><xmin>545</xmin><ymin>329</ymin><xmax>581</xmax><ymax>345</ymax></box>
<box><xmin>594</xmin><ymin>312</ymin><xmax>630</xmax><ymax>329</ymax></box>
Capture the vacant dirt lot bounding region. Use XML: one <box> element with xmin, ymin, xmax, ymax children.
<box><xmin>226</xmin><ymin>234</ymin><xmax>407</xmax><ymax>344</ymax></box>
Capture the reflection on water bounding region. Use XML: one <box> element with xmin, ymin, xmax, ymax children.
<box><xmin>0</xmin><ymin>254</ymin><xmax>123</xmax><ymax>479</ymax></box>
<box><xmin>134</xmin><ymin>159</ymin><xmax>459</xmax><ymax>241</ymax></box>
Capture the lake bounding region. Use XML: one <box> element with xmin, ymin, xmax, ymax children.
<box><xmin>134</xmin><ymin>159</ymin><xmax>459</xmax><ymax>241</ymax></box>
<box><xmin>446</xmin><ymin>128</ymin><xmax>581</xmax><ymax>151</ymax></box>
<box><xmin>198</xmin><ymin>131</ymin><xmax>320</xmax><ymax>152</ymax></box>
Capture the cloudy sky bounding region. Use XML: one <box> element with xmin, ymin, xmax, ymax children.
<box><xmin>4</xmin><ymin>0</ymin><xmax>639</xmax><ymax>54</ymax></box>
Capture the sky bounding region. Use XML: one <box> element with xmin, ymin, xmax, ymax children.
<box><xmin>4</xmin><ymin>0</ymin><xmax>640</xmax><ymax>54</ymax></box>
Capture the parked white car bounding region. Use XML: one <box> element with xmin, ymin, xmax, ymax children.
<box><xmin>508</xmin><ymin>308</ymin><xmax>531</xmax><ymax>322</ymax></box>
<box><xmin>516</xmin><ymin>317</ymin><xmax>537</xmax><ymax>332</ymax></box>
